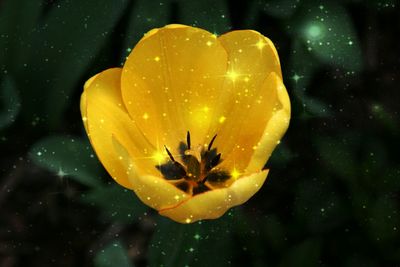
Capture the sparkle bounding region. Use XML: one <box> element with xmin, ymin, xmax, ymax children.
<box><xmin>57</xmin><ymin>167</ymin><xmax>67</xmax><ymax>178</ymax></box>
<box><xmin>218</xmin><ymin>116</ymin><xmax>226</xmax><ymax>123</ymax></box>
<box><xmin>36</xmin><ymin>151</ymin><xmax>42</xmax><ymax>156</ymax></box>
<box><xmin>306</xmin><ymin>24</ymin><xmax>323</xmax><ymax>40</ymax></box>
<box><xmin>152</xmin><ymin>151</ymin><xmax>165</xmax><ymax>163</ymax></box>
<box><xmin>185</xmin><ymin>218</ymin><xmax>192</xmax><ymax>223</ymax></box>
<box><xmin>203</xmin><ymin>106</ymin><xmax>210</xmax><ymax>112</ymax></box>
<box><xmin>206</xmin><ymin>40</ymin><xmax>213</xmax><ymax>46</ymax></box>
<box><xmin>291</xmin><ymin>73</ymin><xmax>303</xmax><ymax>83</ymax></box>
<box><xmin>230</xmin><ymin>169</ymin><xmax>240</xmax><ymax>179</ymax></box>
<box><xmin>154</xmin><ymin>56</ymin><xmax>160</xmax><ymax>62</ymax></box>
<box><xmin>188</xmin><ymin>247</ymin><xmax>195</xmax><ymax>252</ymax></box>
<box><xmin>174</xmin><ymin>195</ymin><xmax>180</xmax><ymax>200</ymax></box>
<box><xmin>348</xmin><ymin>40</ymin><xmax>353</xmax><ymax>45</ymax></box>
<box><xmin>244</xmin><ymin>76</ymin><xmax>250</xmax><ymax>82</ymax></box>
<box><xmin>142</xmin><ymin>112</ymin><xmax>149</xmax><ymax>120</ymax></box>
<box><xmin>255</xmin><ymin>39</ymin><xmax>266</xmax><ymax>50</ymax></box>
<box><xmin>226</xmin><ymin>70</ymin><xmax>239</xmax><ymax>81</ymax></box>
<box><xmin>194</xmin><ymin>234</ymin><xmax>201</xmax><ymax>240</ymax></box>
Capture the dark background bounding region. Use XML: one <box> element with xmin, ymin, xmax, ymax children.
<box><xmin>1</xmin><ymin>0</ymin><xmax>399</xmax><ymax>266</ymax></box>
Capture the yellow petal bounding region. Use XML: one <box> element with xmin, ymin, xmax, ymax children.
<box><xmin>83</xmin><ymin>68</ymin><xmax>155</xmax><ymax>189</ymax></box>
<box><xmin>159</xmin><ymin>170</ymin><xmax>268</xmax><ymax>223</ymax></box>
<box><xmin>80</xmin><ymin>73</ymin><xmax>99</xmax><ymax>132</ymax></box>
<box><xmin>212</xmin><ymin>71</ymin><xmax>290</xmax><ymax>174</ymax></box>
<box><xmin>218</xmin><ymin>29</ymin><xmax>282</xmax><ymax>79</ymax></box>
<box><xmin>80</xmin><ymin>90</ymin><xmax>88</xmax><ymax>132</ymax></box>
<box><xmin>185</xmin><ymin>30</ymin><xmax>287</xmax><ymax>174</ymax></box>
<box><xmin>246</xmin><ymin>73</ymin><xmax>291</xmax><ymax>173</ymax></box>
<box><xmin>121</xmin><ymin>24</ymin><xmax>228</xmax><ymax>153</ymax></box>
<box><xmin>112</xmin><ymin>136</ymin><xmax>191</xmax><ymax>210</ymax></box>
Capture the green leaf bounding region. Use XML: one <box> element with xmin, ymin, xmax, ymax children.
<box><xmin>262</xmin><ymin>215</ymin><xmax>286</xmax><ymax>251</ymax></box>
<box><xmin>0</xmin><ymin>74</ymin><xmax>20</xmax><ymax>130</ymax></box>
<box><xmin>370</xmin><ymin>103</ymin><xmax>399</xmax><ymax>133</ymax></box>
<box><xmin>278</xmin><ymin>238</ymin><xmax>322</xmax><ymax>267</ymax></box>
<box><xmin>289</xmin><ymin>41</ymin><xmax>332</xmax><ymax>118</ymax></box>
<box><xmin>380</xmin><ymin>168</ymin><xmax>400</xmax><ymax>193</ymax></box>
<box><xmin>315</xmin><ymin>135</ymin><xmax>358</xmax><ymax>179</ymax></box>
<box><xmin>293</xmin><ymin>2</ymin><xmax>362</xmax><ymax>72</ymax></box>
<box><xmin>242</xmin><ymin>0</ymin><xmax>261</xmax><ymax>28</ymax></box>
<box><xmin>371</xmin><ymin>1</ymin><xmax>397</xmax><ymax>11</ymax></box>
<box><xmin>262</xmin><ymin>0</ymin><xmax>301</xmax><ymax>18</ymax></box>
<box><xmin>367</xmin><ymin>196</ymin><xmax>399</xmax><ymax>243</ymax></box>
<box><xmin>344</xmin><ymin>256</ymin><xmax>379</xmax><ymax>267</ymax></box>
<box><xmin>294</xmin><ymin>179</ymin><xmax>348</xmax><ymax>233</ymax></box>
<box><xmin>29</xmin><ymin>135</ymin><xmax>102</xmax><ymax>187</ymax></box>
<box><xmin>0</xmin><ymin>0</ymin><xmax>42</xmax><ymax>72</ymax></box>
<box><xmin>81</xmin><ymin>184</ymin><xmax>148</xmax><ymax>223</ymax></box>
<box><xmin>23</xmin><ymin>0</ymin><xmax>129</xmax><ymax>127</ymax></box>
<box><xmin>297</xmin><ymin>90</ymin><xmax>333</xmax><ymax>118</ymax></box>
<box><xmin>149</xmin><ymin>212</ymin><xmax>235</xmax><ymax>267</ymax></box>
<box><xmin>268</xmin><ymin>142</ymin><xmax>294</xmax><ymax>167</ymax></box>
<box><xmin>244</xmin><ymin>0</ymin><xmax>301</xmax><ymax>28</ymax></box>
<box><xmin>121</xmin><ymin>0</ymin><xmax>170</xmax><ymax>62</ymax></box>
<box><xmin>177</xmin><ymin>0</ymin><xmax>231</xmax><ymax>34</ymax></box>
<box><xmin>94</xmin><ymin>240</ymin><xmax>133</xmax><ymax>267</ymax></box>
<box><xmin>289</xmin><ymin>40</ymin><xmax>318</xmax><ymax>91</ymax></box>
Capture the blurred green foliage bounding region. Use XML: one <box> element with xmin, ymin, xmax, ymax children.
<box><xmin>30</xmin><ymin>135</ymin><xmax>103</xmax><ymax>188</ymax></box>
<box><xmin>0</xmin><ymin>74</ymin><xmax>20</xmax><ymax>130</ymax></box>
<box><xmin>94</xmin><ymin>240</ymin><xmax>133</xmax><ymax>267</ymax></box>
<box><xmin>0</xmin><ymin>0</ymin><xmax>399</xmax><ymax>266</ymax></box>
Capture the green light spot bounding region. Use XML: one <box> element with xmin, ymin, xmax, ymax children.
<box><xmin>291</xmin><ymin>73</ymin><xmax>303</xmax><ymax>83</ymax></box>
<box><xmin>307</xmin><ymin>25</ymin><xmax>322</xmax><ymax>39</ymax></box>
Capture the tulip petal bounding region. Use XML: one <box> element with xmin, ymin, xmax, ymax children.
<box><xmin>80</xmin><ymin>90</ymin><xmax>88</xmax><ymax>132</ymax></box>
<box><xmin>80</xmin><ymin>74</ymin><xmax>99</xmax><ymax>132</ymax></box>
<box><xmin>121</xmin><ymin>24</ymin><xmax>229</xmax><ymax>153</ymax></box>
<box><xmin>218</xmin><ymin>29</ymin><xmax>282</xmax><ymax>79</ymax></box>
<box><xmin>183</xmin><ymin>30</ymin><xmax>287</xmax><ymax>174</ymax></box>
<box><xmin>211</xmin><ymin>72</ymin><xmax>290</xmax><ymax>174</ymax></box>
<box><xmin>159</xmin><ymin>170</ymin><xmax>269</xmax><ymax>223</ymax></box>
<box><xmin>112</xmin><ymin>136</ymin><xmax>191</xmax><ymax>210</ymax></box>
<box><xmin>83</xmin><ymin>68</ymin><xmax>157</xmax><ymax>189</ymax></box>
<box><xmin>246</xmin><ymin>73</ymin><xmax>291</xmax><ymax>173</ymax></box>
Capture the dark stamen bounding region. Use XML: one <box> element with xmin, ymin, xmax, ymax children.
<box><xmin>208</xmin><ymin>134</ymin><xmax>217</xmax><ymax>151</ymax></box>
<box><xmin>156</xmin><ymin>162</ymin><xmax>187</xmax><ymax>179</ymax></box>
<box><xmin>164</xmin><ymin>145</ymin><xmax>175</xmax><ymax>162</ymax></box>
<box><xmin>156</xmin><ymin>132</ymin><xmax>231</xmax><ymax>195</ymax></box>
<box><xmin>193</xmin><ymin>183</ymin><xmax>211</xmax><ymax>195</ymax></box>
<box><xmin>203</xmin><ymin>148</ymin><xmax>218</xmax><ymax>172</ymax></box>
<box><xmin>210</xmin><ymin>153</ymin><xmax>221</xmax><ymax>168</ymax></box>
<box><xmin>186</xmin><ymin>131</ymin><xmax>191</xmax><ymax>150</ymax></box>
<box><xmin>176</xmin><ymin>181</ymin><xmax>190</xmax><ymax>192</ymax></box>
<box><xmin>203</xmin><ymin>171</ymin><xmax>230</xmax><ymax>183</ymax></box>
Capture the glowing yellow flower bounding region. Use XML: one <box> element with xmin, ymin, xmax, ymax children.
<box><xmin>80</xmin><ymin>24</ymin><xmax>290</xmax><ymax>223</ymax></box>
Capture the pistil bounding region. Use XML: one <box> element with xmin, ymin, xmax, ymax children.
<box><xmin>155</xmin><ymin>131</ymin><xmax>231</xmax><ymax>195</ymax></box>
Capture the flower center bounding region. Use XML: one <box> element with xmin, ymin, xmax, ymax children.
<box><xmin>155</xmin><ymin>132</ymin><xmax>231</xmax><ymax>195</ymax></box>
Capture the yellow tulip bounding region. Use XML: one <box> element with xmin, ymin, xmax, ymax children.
<box><xmin>81</xmin><ymin>24</ymin><xmax>290</xmax><ymax>223</ymax></box>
